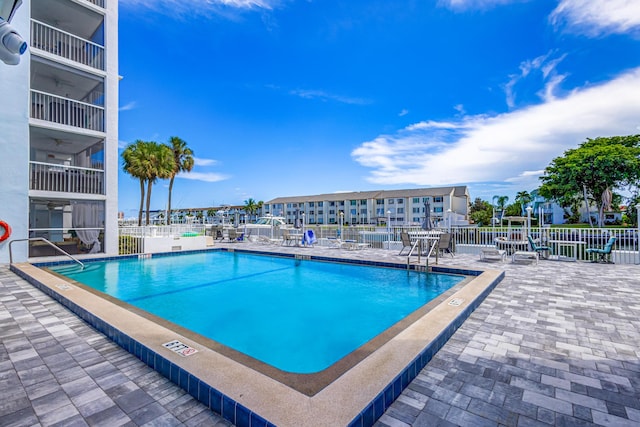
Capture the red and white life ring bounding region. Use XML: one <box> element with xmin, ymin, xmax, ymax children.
<box><xmin>0</xmin><ymin>221</ymin><xmax>11</xmax><ymax>242</ymax></box>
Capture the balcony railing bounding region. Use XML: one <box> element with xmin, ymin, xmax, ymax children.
<box><xmin>30</xmin><ymin>161</ymin><xmax>105</xmax><ymax>195</ymax></box>
<box><xmin>31</xmin><ymin>90</ymin><xmax>105</xmax><ymax>132</ymax></box>
<box><xmin>31</xmin><ymin>19</ymin><xmax>105</xmax><ymax>71</ymax></box>
<box><xmin>86</xmin><ymin>0</ymin><xmax>105</xmax><ymax>8</ymax></box>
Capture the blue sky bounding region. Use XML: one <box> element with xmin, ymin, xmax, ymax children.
<box><xmin>117</xmin><ymin>0</ymin><xmax>640</xmax><ymax>216</ymax></box>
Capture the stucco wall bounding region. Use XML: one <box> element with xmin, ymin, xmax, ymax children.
<box><xmin>0</xmin><ymin>2</ymin><xmax>30</xmax><ymax>263</ymax></box>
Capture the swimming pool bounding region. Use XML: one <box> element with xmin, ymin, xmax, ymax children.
<box><xmin>50</xmin><ymin>251</ymin><xmax>464</xmax><ymax>374</ymax></box>
<box><xmin>15</xmin><ymin>248</ymin><xmax>504</xmax><ymax>427</ymax></box>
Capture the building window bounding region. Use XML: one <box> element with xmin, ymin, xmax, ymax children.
<box><xmin>413</xmin><ymin>207</ymin><xmax>420</xmax><ymax>213</ymax></box>
<box><xmin>329</xmin><ymin>201</ymin><xmax>335</xmax><ymax>207</ymax></box>
<box><xmin>360</xmin><ymin>208</ymin><xmax>367</xmax><ymax>215</ymax></box>
<box><xmin>318</xmin><ymin>210</ymin><xmax>323</xmax><ymax>215</ymax></box>
<box><xmin>388</xmin><ymin>199</ymin><xmax>394</xmax><ymax>204</ymax></box>
<box><xmin>318</xmin><ymin>201</ymin><xmax>323</xmax><ymax>207</ymax></box>
<box><xmin>376</xmin><ymin>199</ymin><xmax>384</xmax><ymax>205</ymax></box>
<box><xmin>422</xmin><ymin>197</ymin><xmax>430</xmax><ymax>203</ymax></box>
<box><xmin>360</xmin><ymin>199</ymin><xmax>367</xmax><ymax>205</ymax></box>
<box><xmin>397</xmin><ymin>208</ymin><xmax>404</xmax><ymax>214</ymax></box>
<box><xmin>339</xmin><ymin>201</ymin><xmax>345</xmax><ymax>206</ymax></box>
<box><xmin>434</xmin><ymin>196</ymin><xmax>443</xmax><ymax>203</ymax></box>
<box><xmin>350</xmin><ymin>200</ymin><xmax>357</xmax><ymax>206</ymax></box>
<box><xmin>413</xmin><ymin>198</ymin><xmax>420</xmax><ymax>203</ymax></box>
<box><xmin>397</xmin><ymin>198</ymin><xmax>403</xmax><ymax>204</ymax></box>
<box><xmin>434</xmin><ymin>207</ymin><xmax>443</xmax><ymax>213</ymax></box>
<box><xmin>350</xmin><ymin>209</ymin><xmax>357</xmax><ymax>215</ymax></box>
<box><xmin>309</xmin><ymin>202</ymin><xmax>314</xmax><ymax>207</ymax></box>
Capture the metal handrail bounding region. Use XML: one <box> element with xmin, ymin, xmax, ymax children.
<box><xmin>406</xmin><ymin>236</ymin><xmax>439</xmax><ymax>270</ymax></box>
<box><xmin>9</xmin><ymin>238</ymin><xmax>85</xmax><ymax>269</ymax></box>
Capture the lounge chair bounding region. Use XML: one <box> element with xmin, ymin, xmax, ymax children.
<box><xmin>586</xmin><ymin>236</ymin><xmax>616</xmax><ymax>263</ymax></box>
<box><xmin>527</xmin><ymin>235</ymin><xmax>551</xmax><ymax>259</ymax></box>
<box><xmin>398</xmin><ymin>231</ymin><xmax>412</xmax><ymax>255</ymax></box>
<box><xmin>479</xmin><ymin>248</ymin><xmax>506</xmax><ymax>262</ymax></box>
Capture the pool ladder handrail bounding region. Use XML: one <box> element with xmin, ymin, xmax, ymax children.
<box><xmin>9</xmin><ymin>237</ymin><xmax>85</xmax><ymax>269</ymax></box>
<box><xmin>406</xmin><ymin>236</ymin><xmax>439</xmax><ymax>271</ymax></box>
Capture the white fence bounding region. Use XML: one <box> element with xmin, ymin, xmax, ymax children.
<box><xmin>117</xmin><ymin>224</ymin><xmax>640</xmax><ymax>264</ymax></box>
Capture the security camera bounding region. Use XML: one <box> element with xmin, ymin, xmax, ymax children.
<box><xmin>0</xmin><ymin>17</ymin><xmax>27</xmax><ymax>65</ymax></box>
<box><xmin>0</xmin><ymin>0</ymin><xmax>26</xmax><ymax>65</ymax></box>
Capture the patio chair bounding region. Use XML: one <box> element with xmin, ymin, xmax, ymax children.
<box><xmin>437</xmin><ymin>233</ymin><xmax>454</xmax><ymax>257</ymax></box>
<box><xmin>281</xmin><ymin>229</ymin><xmax>299</xmax><ymax>246</ymax></box>
<box><xmin>398</xmin><ymin>231</ymin><xmax>413</xmax><ymax>255</ymax></box>
<box><xmin>586</xmin><ymin>236</ymin><xmax>616</xmax><ymax>263</ymax></box>
<box><xmin>527</xmin><ymin>235</ymin><xmax>551</xmax><ymax>259</ymax></box>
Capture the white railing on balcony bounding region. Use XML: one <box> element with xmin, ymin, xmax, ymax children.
<box><xmin>31</xmin><ymin>90</ymin><xmax>105</xmax><ymax>132</ymax></box>
<box><xmin>30</xmin><ymin>161</ymin><xmax>105</xmax><ymax>195</ymax></box>
<box><xmin>31</xmin><ymin>19</ymin><xmax>105</xmax><ymax>71</ymax></box>
<box><xmin>86</xmin><ymin>0</ymin><xmax>105</xmax><ymax>8</ymax></box>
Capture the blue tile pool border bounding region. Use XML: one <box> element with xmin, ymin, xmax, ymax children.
<box><xmin>16</xmin><ymin>249</ymin><xmax>503</xmax><ymax>427</ymax></box>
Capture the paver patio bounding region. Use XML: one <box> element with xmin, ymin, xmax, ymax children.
<box><xmin>1</xmin><ymin>245</ymin><xmax>639</xmax><ymax>426</ymax></box>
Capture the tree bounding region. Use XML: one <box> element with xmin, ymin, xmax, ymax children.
<box><xmin>539</xmin><ymin>135</ymin><xmax>640</xmax><ymax>227</ymax></box>
<box><xmin>122</xmin><ymin>140</ymin><xmax>153</xmax><ymax>226</ymax></box>
<box><xmin>469</xmin><ymin>197</ymin><xmax>492</xmax><ymax>226</ymax></box>
<box><xmin>492</xmin><ymin>195</ymin><xmax>509</xmax><ymax>221</ymax></box>
<box><xmin>166</xmin><ymin>136</ymin><xmax>194</xmax><ymax>225</ymax></box>
<box><xmin>515</xmin><ymin>191</ymin><xmax>531</xmax><ymax>216</ymax></box>
<box><xmin>244</xmin><ymin>198</ymin><xmax>258</xmax><ymax>223</ymax></box>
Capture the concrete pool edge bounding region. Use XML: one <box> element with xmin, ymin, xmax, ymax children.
<box><xmin>11</xmin><ymin>257</ymin><xmax>504</xmax><ymax>427</ymax></box>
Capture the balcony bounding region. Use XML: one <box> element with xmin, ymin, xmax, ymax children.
<box><xmin>31</xmin><ymin>19</ymin><xmax>105</xmax><ymax>71</ymax></box>
<box><xmin>87</xmin><ymin>0</ymin><xmax>105</xmax><ymax>7</ymax></box>
<box><xmin>30</xmin><ymin>161</ymin><xmax>105</xmax><ymax>195</ymax></box>
<box><xmin>31</xmin><ymin>90</ymin><xmax>105</xmax><ymax>132</ymax></box>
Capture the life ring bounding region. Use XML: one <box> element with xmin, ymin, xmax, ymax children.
<box><xmin>0</xmin><ymin>221</ymin><xmax>11</xmax><ymax>242</ymax></box>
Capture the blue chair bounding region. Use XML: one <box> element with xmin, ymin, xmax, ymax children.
<box><xmin>527</xmin><ymin>235</ymin><xmax>551</xmax><ymax>259</ymax></box>
<box><xmin>586</xmin><ymin>236</ymin><xmax>616</xmax><ymax>263</ymax></box>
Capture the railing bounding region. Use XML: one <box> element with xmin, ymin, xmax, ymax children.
<box><xmin>30</xmin><ymin>161</ymin><xmax>104</xmax><ymax>195</ymax></box>
<box><xmin>86</xmin><ymin>0</ymin><xmax>105</xmax><ymax>8</ymax></box>
<box><xmin>31</xmin><ymin>90</ymin><xmax>105</xmax><ymax>132</ymax></box>
<box><xmin>27</xmin><ymin>227</ymin><xmax>104</xmax><ymax>258</ymax></box>
<box><xmin>10</xmin><ymin>238</ymin><xmax>85</xmax><ymax>268</ymax></box>
<box><xmin>31</xmin><ymin>19</ymin><xmax>105</xmax><ymax>70</ymax></box>
<box><xmin>119</xmin><ymin>225</ymin><xmax>208</xmax><ymax>255</ymax></box>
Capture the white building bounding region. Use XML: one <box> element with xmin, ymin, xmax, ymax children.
<box><xmin>264</xmin><ymin>186</ymin><xmax>470</xmax><ymax>227</ymax></box>
<box><xmin>0</xmin><ymin>0</ymin><xmax>118</xmax><ymax>263</ymax></box>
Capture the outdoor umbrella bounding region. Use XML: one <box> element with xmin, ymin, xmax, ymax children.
<box><xmin>423</xmin><ymin>201</ymin><xmax>432</xmax><ymax>230</ymax></box>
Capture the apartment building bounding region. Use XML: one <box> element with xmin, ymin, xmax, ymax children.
<box><xmin>264</xmin><ymin>186</ymin><xmax>470</xmax><ymax>226</ymax></box>
<box><xmin>0</xmin><ymin>0</ymin><xmax>118</xmax><ymax>263</ymax></box>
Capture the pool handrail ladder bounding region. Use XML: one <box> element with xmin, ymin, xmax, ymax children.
<box><xmin>9</xmin><ymin>237</ymin><xmax>85</xmax><ymax>269</ymax></box>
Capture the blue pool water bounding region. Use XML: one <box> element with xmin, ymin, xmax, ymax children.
<box><xmin>51</xmin><ymin>251</ymin><xmax>463</xmax><ymax>374</ymax></box>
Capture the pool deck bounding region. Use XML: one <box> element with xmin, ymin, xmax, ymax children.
<box><xmin>1</xmin><ymin>243</ymin><xmax>639</xmax><ymax>426</ymax></box>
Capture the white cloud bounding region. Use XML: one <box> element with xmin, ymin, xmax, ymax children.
<box><xmin>119</xmin><ymin>101</ymin><xmax>137</xmax><ymax>111</ymax></box>
<box><xmin>439</xmin><ymin>0</ymin><xmax>527</xmax><ymax>11</ymax></box>
<box><xmin>177</xmin><ymin>171</ymin><xmax>230</xmax><ymax>182</ymax></box>
<box><xmin>289</xmin><ymin>89</ymin><xmax>371</xmax><ymax>105</ymax></box>
<box><xmin>352</xmin><ymin>67</ymin><xmax>640</xmax><ymax>193</ymax></box>
<box><xmin>193</xmin><ymin>157</ymin><xmax>218</xmax><ymax>166</ymax></box>
<box><xmin>119</xmin><ymin>0</ymin><xmax>280</xmax><ymax>17</ymax></box>
<box><xmin>550</xmin><ymin>0</ymin><xmax>640</xmax><ymax>37</ymax></box>
<box><xmin>398</xmin><ymin>109</ymin><xmax>409</xmax><ymax>117</ymax></box>
<box><xmin>504</xmin><ymin>52</ymin><xmax>566</xmax><ymax>108</ymax></box>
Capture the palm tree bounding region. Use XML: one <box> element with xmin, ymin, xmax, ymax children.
<box><xmin>144</xmin><ymin>142</ymin><xmax>174</xmax><ymax>226</ymax></box>
<box><xmin>122</xmin><ymin>140</ymin><xmax>153</xmax><ymax>226</ymax></box>
<box><xmin>244</xmin><ymin>198</ymin><xmax>258</xmax><ymax>223</ymax></box>
<box><xmin>515</xmin><ymin>191</ymin><xmax>531</xmax><ymax>216</ymax></box>
<box><xmin>492</xmin><ymin>195</ymin><xmax>509</xmax><ymax>222</ymax></box>
<box><xmin>166</xmin><ymin>136</ymin><xmax>194</xmax><ymax>225</ymax></box>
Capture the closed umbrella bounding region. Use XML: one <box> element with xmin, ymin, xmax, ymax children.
<box><xmin>423</xmin><ymin>201</ymin><xmax>432</xmax><ymax>230</ymax></box>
